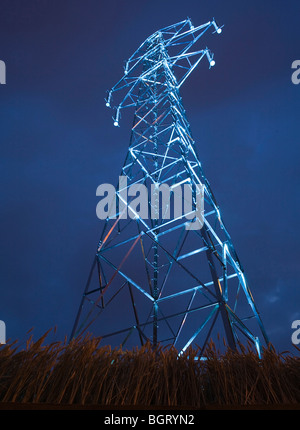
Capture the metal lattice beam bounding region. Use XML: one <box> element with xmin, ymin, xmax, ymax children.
<box><xmin>71</xmin><ymin>18</ymin><xmax>269</xmax><ymax>357</ymax></box>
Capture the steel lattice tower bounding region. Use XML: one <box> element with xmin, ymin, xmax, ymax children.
<box><xmin>71</xmin><ymin>18</ymin><xmax>269</xmax><ymax>356</ymax></box>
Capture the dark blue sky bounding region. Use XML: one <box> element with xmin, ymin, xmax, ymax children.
<box><xmin>0</xmin><ymin>0</ymin><xmax>299</xmax><ymax>352</ymax></box>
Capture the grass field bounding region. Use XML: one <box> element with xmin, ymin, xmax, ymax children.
<box><xmin>0</xmin><ymin>329</ymin><xmax>299</xmax><ymax>409</ymax></box>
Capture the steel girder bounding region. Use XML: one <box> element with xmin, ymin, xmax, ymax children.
<box><xmin>71</xmin><ymin>18</ymin><xmax>269</xmax><ymax>357</ymax></box>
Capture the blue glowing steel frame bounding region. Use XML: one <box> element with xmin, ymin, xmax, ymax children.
<box><xmin>71</xmin><ymin>18</ymin><xmax>269</xmax><ymax>357</ymax></box>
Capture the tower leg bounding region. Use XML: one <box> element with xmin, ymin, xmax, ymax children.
<box><xmin>202</xmin><ymin>228</ymin><xmax>236</xmax><ymax>350</ymax></box>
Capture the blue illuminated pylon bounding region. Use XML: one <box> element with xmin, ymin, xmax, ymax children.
<box><xmin>71</xmin><ymin>18</ymin><xmax>269</xmax><ymax>356</ymax></box>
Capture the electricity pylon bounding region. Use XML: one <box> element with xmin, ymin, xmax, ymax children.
<box><xmin>71</xmin><ymin>18</ymin><xmax>269</xmax><ymax>356</ymax></box>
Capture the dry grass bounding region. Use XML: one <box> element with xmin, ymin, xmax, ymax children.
<box><xmin>0</xmin><ymin>330</ymin><xmax>299</xmax><ymax>407</ymax></box>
